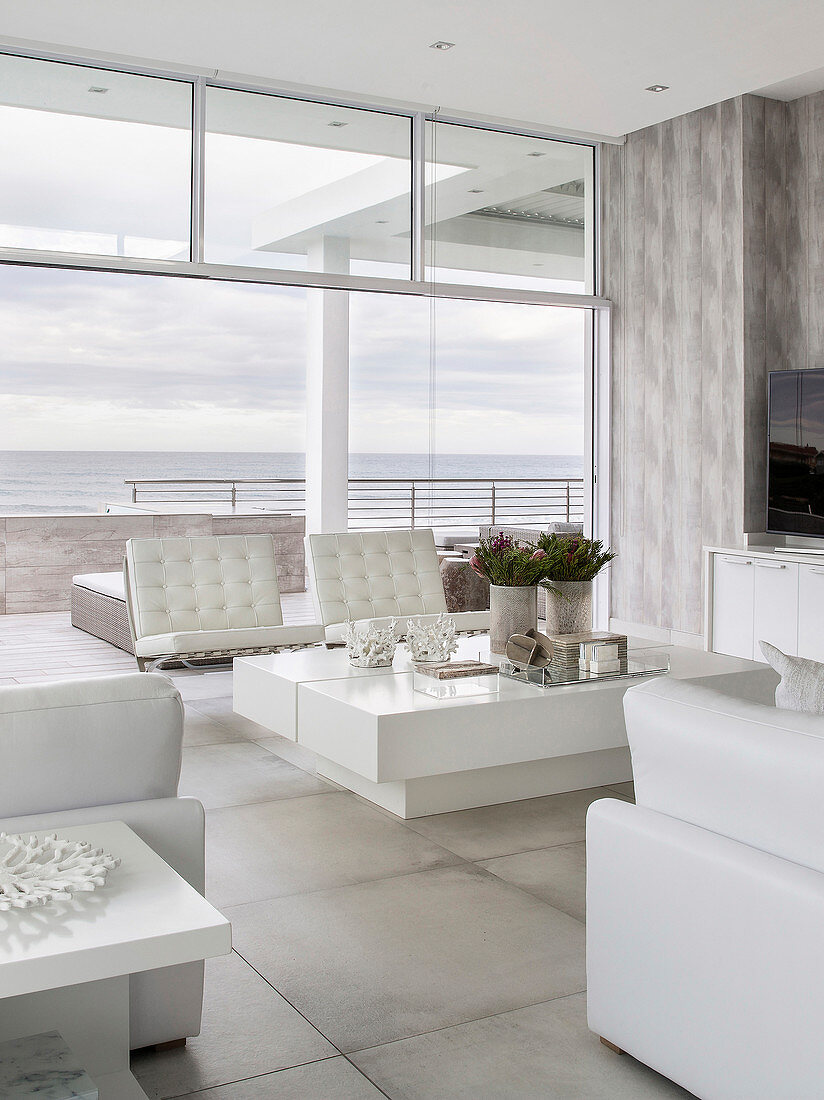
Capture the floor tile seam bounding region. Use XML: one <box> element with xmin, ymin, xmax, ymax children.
<box><xmin>229</xmin><ymin>945</ymin><xmax>348</xmax><ymax>1059</ymax></box>
<box><xmin>461</xmin><ymin>861</ymin><xmax>587</xmax><ymax>924</ymax></box>
<box><xmin>216</xmin><ymin>856</ymin><xmax>475</xmax><ymax>913</ymax></box>
<box><xmin>199</xmin><ymin>787</ymin><xmax>339</xmax><ymax>813</ymax></box>
<box><xmin>473</xmin><ymin>839</ymin><xmax>588</xmax><ymax>865</ymax></box>
<box><xmin>343</xmin><ymin>987</ymin><xmax>589</xmax><ymax>1058</ymax></box>
<box><xmin>156</xmin><ymin>1055</ymin><xmax>344</xmax><ymax>1099</ymax></box>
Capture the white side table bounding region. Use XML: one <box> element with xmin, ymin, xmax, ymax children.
<box><xmin>0</xmin><ymin>821</ymin><xmax>231</xmax><ymax>1099</ymax></box>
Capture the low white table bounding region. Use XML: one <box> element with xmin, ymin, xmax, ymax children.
<box><xmin>234</xmin><ymin>640</ymin><xmax>769</xmax><ymax>818</ymax></box>
<box><xmin>0</xmin><ymin>821</ymin><xmax>231</xmax><ymax>1099</ymax></box>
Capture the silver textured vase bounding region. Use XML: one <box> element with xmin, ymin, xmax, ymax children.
<box><xmin>544</xmin><ymin>580</ymin><xmax>593</xmax><ymax>635</ymax></box>
<box><xmin>489</xmin><ymin>584</ymin><xmax>538</xmax><ymax>654</ymax></box>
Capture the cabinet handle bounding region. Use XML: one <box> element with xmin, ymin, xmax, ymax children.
<box><xmin>808</xmin><ymin>567</ymin><xmax>824</xmax><ymax>576</ymax></box>
<box><xmin>754</xmin><ymin>561</ymin><xmax>786</xmax><ymax>569</ymax></box>
<box><xmin>721</xmin><ymin>557</ymin><xmax>752</xmax><ymax>565</ymax></box>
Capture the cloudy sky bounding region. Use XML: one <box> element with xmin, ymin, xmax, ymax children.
<box><xmin>0</xmin><ymin>264</ymin><xmax>585</xmax><ymax>455</ymax></box>
<box><xmin>0</xmin><ymin>70</ymin><xmax>586</xmax><ymax>458</ymax></box>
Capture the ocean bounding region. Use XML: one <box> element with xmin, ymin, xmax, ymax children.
<box><xmin>0</xmin><ymin>451</ymin><xmax>584</xmax><ymax>515</ymax></box>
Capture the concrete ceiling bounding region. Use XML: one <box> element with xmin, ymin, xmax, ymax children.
<box><xmin>2</xmin><ymin>0</ymin><xmax>824</xmax><ymax>139</ymax></box>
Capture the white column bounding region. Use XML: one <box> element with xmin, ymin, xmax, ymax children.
<box><xmin>305</xmin><ymin>236</ymin><xmax>350</xmax><ymax>534</ymax></box>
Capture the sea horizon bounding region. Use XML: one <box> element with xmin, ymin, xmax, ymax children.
<box><xmin>0</xmin><ymin>450</ymin><xmax>584</xmax><ymax>515</ymax></box>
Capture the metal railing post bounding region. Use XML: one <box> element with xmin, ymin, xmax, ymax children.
<box><xmin>491</xmin><ymin>483</ymin><xmax>496</xmax><ymax>525</ymax></box>
<box><xmin>410</xmin><ymin>482</ymin><xmax>416</xmax><ymax>528</ymax></box>
<box><xmin>131</xmin><ymin>483</ymin><xmax>137</xmax><ymax>503</ymax></box>
<box><xmin>231</xmin><ymin>481</ymin><xmax>237</xmax><ymax>509</ymax></box>
<box><xmin>566</xmin><ymin>482</ymin><xmax>570</xmax><ymax>520</ymax></box>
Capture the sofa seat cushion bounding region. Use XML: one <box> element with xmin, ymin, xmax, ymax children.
<box><xmin>72</xmin><ymin>571</ymin><xmax>126</xmax><ymax>601</ymax></box>
<box><xmin>324</xmin><ymin>610</ymin><xmax>490</xmax><ymax>644</ymax></box>
<box><xmin>135</xmin><ymin>623</ymin><xmax>323</xmax><ymax>657</ymax></box>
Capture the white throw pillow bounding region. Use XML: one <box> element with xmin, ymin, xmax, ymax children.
<box><xmin>760</xmin><ymin>641</ymin><xmax>824</xmax><ymax>716</ymax></box>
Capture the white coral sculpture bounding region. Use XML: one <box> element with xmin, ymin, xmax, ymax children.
<box><xmin>406</xmin><ymin>613</ymin><xmax>459</xmax><ymax>663</ymax></box>
<box><xmin>0</xmin><ymin>833</ymin><xmax>121</xmax><ymax>911</ymax></box>
<box><xmin>345</xmin><ymin>619</ymin><xmax>399</xmax><ymax>667</ymax></box>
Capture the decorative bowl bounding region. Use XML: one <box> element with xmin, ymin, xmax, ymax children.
<box><xmin>0</xmin><ymin>832</ymin><xmax>120</xmax><ymax>911</ymax></box>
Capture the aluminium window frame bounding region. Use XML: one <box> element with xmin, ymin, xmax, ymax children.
<box><xmin>0</xmin><ymin>41</ymin><xmax>613</xmax><ymax>624</ymax></box>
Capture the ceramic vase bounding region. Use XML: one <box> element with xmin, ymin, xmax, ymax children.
<box><xmin>489</xmin><ymin>584</ymin><xmax>537</xmax><ymax>654</ymax></box>
<box><xmin>544</xmin><ymin>579</ymin><xmax>593</xmax><ymax>635</ymax></box>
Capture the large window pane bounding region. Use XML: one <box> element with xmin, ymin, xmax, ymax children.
<box><xmin>0</xmin><ymin>54</ymin><xmax>191</xmax><ymax>260</ymax></box>
<box><xmin>349</xmin><ymin>292</ymin><xmax>588</xmax><ymax>532</ymax></box>
<box><xmin>0</xmin><ymin>266</ymin><xmax>306</xmax><ymax>513</ymax></box>
<box><xmin>205</xmin><ymin>88</ymin><xmax>413</xmax><ymax>278</ymax></box>
<box><xmin>426</xmin><ymin>121</ymin><xmax>594</xmax><ymax>293</ymax></box>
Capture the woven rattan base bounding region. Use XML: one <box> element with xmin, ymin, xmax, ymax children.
<box><xmin>71</xmin><ymin>583</ymin><xmax>134</xmax><ymax>655</ymax></box>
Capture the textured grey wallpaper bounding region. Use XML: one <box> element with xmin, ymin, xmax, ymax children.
<box><xmin>602</xmin><ymin>96</ymin><xmax>768</xmax><ymax>636</ymax></box>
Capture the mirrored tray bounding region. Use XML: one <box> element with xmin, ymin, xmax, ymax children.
<box><xmin>498</xmin><ymin>648</ymin><xmax>670</xmax><ymax>689</ymax></box>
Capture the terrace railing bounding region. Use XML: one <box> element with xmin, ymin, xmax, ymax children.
<box><xmin>124</xmin><ymin>477</ymin><xmax>585</xmax><ymax>531</ymax></box>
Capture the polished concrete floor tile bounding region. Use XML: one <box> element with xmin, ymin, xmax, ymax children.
<box><xmin>131</xmin><ymin>952</ymin><xmax>335</xmax><ymax>1099</ymax></box>
<box><xmin>177</xmin><ymin>1057</ymin><xmax>385</xmax><ymax>1099</ymax></box>
<box><xmin>479</xmin><ymin>842</ymin><xmax>587</xmax><ymax>923</ymax></box>
<box><xmin>227</xmin><ymin>864</ymin><xmax>586</xmax><ymax>1052</ymax></box>
<box><xmin>350</xmin><ymin>992</ymin><xmax>694</xmax><ymax>1099</ymax></box>
<box><xmin>207</xmin><ymin>793</ymin><xmax>463</xmax><ymax>908</ymax></box>
<box><xmin>255</xmin><ymin>733</ymin><xmax>322</xmax><ymax>775</ymax></box>
<box><xmin>183</xmin><ymin>705</ymin><xmax>246</xmax><ymax>747</ymax></box>
<box><xmin>179</xmin><ymin>741</ymin><xmax>333</xmax><ymax>810</ymax></box>
<box><xmin>187</xmin><ymin>694</ymin><xmax>272</xmax><ymax>738</ymax></box>
<box><xmin>406</xmin><ymin>788</ymin><xmax>619</xmax><ymax>861</ymax></box>
<box><xmin>169</xmin><ymin>671</ymin><xmax>234</xmax><ymax>702</ymax></box>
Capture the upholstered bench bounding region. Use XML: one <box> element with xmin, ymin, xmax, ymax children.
<box><xmin>71</xmin><ymin>572</ymin><xmax>134</xmax><ymax>654</ymax></box>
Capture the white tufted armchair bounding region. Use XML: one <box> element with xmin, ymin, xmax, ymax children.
<box><xmin>305</xmin><ymin>528</ymin><xmax>490</xmax><ymax>644</ymax></box>
<box><xmin>124</xmin><ymin>534</ymin><xmax>323</xmax><ymax>671</ymax></box>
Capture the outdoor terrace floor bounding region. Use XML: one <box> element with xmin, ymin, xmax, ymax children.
<box><xmin>0</xmin><ymin>606</ymin><xmax>691</xmax><ymax>1100</ymax></box>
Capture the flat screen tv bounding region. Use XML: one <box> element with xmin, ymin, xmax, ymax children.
<box><xmin>768</xmin><ymin>367</ymin><xmax>824</xmax><ymax>538</ymax></box>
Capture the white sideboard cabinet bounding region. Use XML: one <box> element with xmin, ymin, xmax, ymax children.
<box><xmin>705</xmin><ymin>547</ymin><xmax>815</xmax><ymax>661</ymax></box>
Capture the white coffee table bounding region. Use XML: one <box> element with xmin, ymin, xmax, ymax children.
<box><xmin>234</xmin><ymin>638</ymin><xmax>770</xmax><ymax>818</ymax></box>
<box><xmin>0</xmin><ymin>821</ymin><xmax>231</xmax><ymax>1099</ymax></box>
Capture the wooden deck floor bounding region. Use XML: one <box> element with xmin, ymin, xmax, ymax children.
<box><xmin>0</xmin><ymin>591</ymin><xmax>317</xmax><ymax>684</ymax></box>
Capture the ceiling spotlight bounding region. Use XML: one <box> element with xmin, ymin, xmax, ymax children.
<box><xmin>468</xmin><ymin>188</ymin><xmax>485</xmax><ymax>193</ymax></box>
<box><xmin>429</xmin><ymin>41</ymin><xmax>455</xmax><ymax>50</ymax></box>
<box><xmin>645</xmin><ymin>84</ymin><xmax>669</xmax><ymax>92</ymax></box>
<box><xmin>375</xmin><ymin>219</ymin><xmax>388</xmax><ymax>224</ymax></box>
<box><xmin>527</xmin><ymin>152</ymin><xmax>545</xmax><ymax>157</ymax></box>
<box><xmin>88</xmin><ymin>86</ymin><xmax>109</xmax><ymax>94</ymax></box>
<box><xmin>328</xmin><ymin>120</ymin><xmax>348</xmax><ymax>127</ymax></box>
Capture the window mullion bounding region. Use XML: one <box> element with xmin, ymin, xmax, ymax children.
<box><xmin>191</xmin><ymin>76</ymin><xmax>206</xmax><ymax>264</ymax></box>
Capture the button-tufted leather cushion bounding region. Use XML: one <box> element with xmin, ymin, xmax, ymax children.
<box><xmin>125</xmin><ymin>534</ymin><xmax>284</xmax><ymax>643</ymax></box>
<box><xmin>306</xmin><ymin>529</ymin><xmax>449</xmax><ymax>627</ymax></box>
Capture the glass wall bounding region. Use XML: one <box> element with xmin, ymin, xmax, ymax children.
<box><xmin>425</xmin><ymin>121</ymin><xmax>594</xmax><ymax>292</ymax></box>
<box><xmin>205</xmin><ymin>88</ymin><xmax>413</xmax><ymax>277</ymax></box>
<box><xmin>0</xmin><ymin>265</ymin><xmax>306</xmax><ymax>513</ymax></box>
<box><xmin>0</xmin><ymin>54</ymin><xmax>192</xmax><ymax>259</ymax></box>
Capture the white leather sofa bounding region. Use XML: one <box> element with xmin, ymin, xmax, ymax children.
<box><xmin>125</xmin><ymin>534</ymin><xmax>322</xmax><ymax>670</ymax></box>
<box><xmin>587</xmin><ymin>676</ymin><xmax>824</xmax><ymax>1099</ymax></box>
<box><xmin>0</xmin><ymin>673</ymin><xmax>207</xmax><ymax>1051</ymax></box>
<box><xmin>305</xmin><ymin>528</ymin><xmax>490</xmax><ymax>643</ymax></box>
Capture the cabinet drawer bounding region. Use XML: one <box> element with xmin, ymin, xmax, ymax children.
<box><xmin>711</xmin><ymin>555</ymin><xmax>755</xmax><ymax>660</ymax></box>
<box><xmin>799</xmin><ymin>565</ymin><xmax>824</xmax><ymax>661</ymax></box>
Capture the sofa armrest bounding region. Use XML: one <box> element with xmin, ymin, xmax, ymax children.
<box><xmin>624</xmin><ymin>677</ymin><xmax>824</xmax><ymax>872</ymax></box>
<box><xmin>0</xmin><ymin>674</ymin><xmax>183</xmax><ymax>819</ymax></box>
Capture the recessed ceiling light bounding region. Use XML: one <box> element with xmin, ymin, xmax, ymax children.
<box><xmin>375</xmin><ymin>219</ymin><xmax>388</xmax><ymax>224</ymax></box>
<box><xmin>429</xmin><ymin>41</ymin><xmax>455</xmax><ymax>50</ymax></box>
<box><xmin>328</xmin><ymin>120</ymin><xmax>348</xmax><ymax>127</ymax></box>
<box><xmin>527</xmin><ymin>152</ymin><xmax>545</xmax><ymax>158</ymax></box>
<box><xmin>88</xmin><ymin>86</ymin><xmax>108</xmax><ymax>94</ymax></box>
<box><xmin>468</xmin><ymin>188</ymin><xmax>485</xmax><ymax>193</ymax></box>
<box><xmin>645</xmin><ymin>84</ymin><xmax>669</xmax><ymax>93</ymax></box>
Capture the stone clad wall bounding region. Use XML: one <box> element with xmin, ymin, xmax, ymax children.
<box><xmin>0</xmin><ymin>512</ymin><xmax>305</xmax><ymax>614</ymax></box>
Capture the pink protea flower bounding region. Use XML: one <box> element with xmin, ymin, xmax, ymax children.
<box><xmin>530</xmin><ymin>548</ymin><xmax>547</xmax><ymax>561</ymax></box>
<box><xmin>469</xmin><ymin>554</ymin><xmax>486</xmax><ymax>579</ymax></box>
